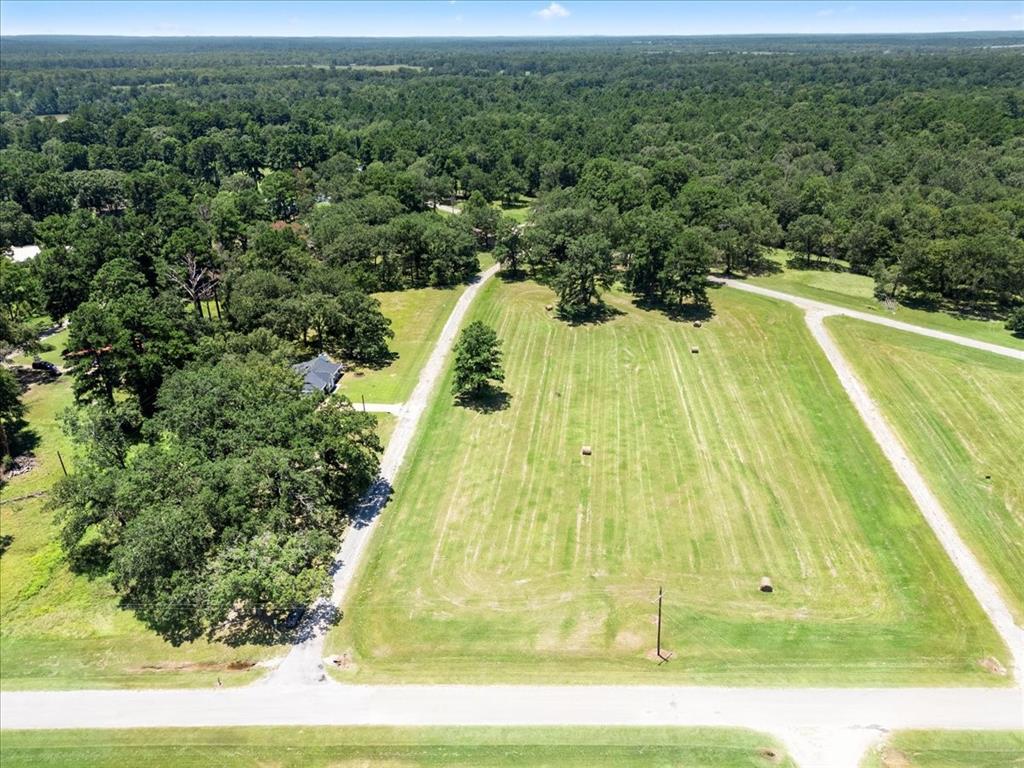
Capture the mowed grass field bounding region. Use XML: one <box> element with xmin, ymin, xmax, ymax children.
<box><xmin>337</xmin><ymin>285</ymin><xmax>460</xmax><ymax>404</ymax></box>
<box><xmin>374</xmin><ymin>412</ymin><xmax>398</xmax><ymax>447</ymax></box>
<box><xmin>861</xmin><ymin>731</ymin><xmax>1024</xmax><ymax>768</ymax></box>
<box><xmin>740</xmin><ymin>250</ymin><xmax>1024</xmax><ymax>351</ymax></box>
<box><xmin>0</xmin><ymin>726</ymin><xmax>795</xmax><ymax>768</ymax></box>
<box><xmin>327</xmin><ymin>279</ymin><xmax>1006</xmax><ymax>685</ymax></box>
<box><xmin>828</xmin><ymin>317</ymin><xmax>1024</xmax><ymax>622</ymax></box>
<box><xmin>1</xmin><ymin>360</ymin><xmax>279</xmax><ymax>689</ymax></box>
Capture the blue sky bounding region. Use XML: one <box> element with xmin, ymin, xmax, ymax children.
<box><xmin>2</xmin><ymin>1</ymin><xmax>1022</xmax><ymax>37</ymax></box>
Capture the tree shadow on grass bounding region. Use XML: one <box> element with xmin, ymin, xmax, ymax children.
<box><xmin>712</xmin><ymin>258</ymin><xmax>784</xmax><ymax>280</ymax></box>
<box><xmin>456</xmin><ymin>387</ymin><xmax>512</xmax><ymax>414</ymax></box>
<box><xmin>782</xmin><ymin>255</ymin><xmax>847</xmax><ymax>273</ymax></box>
<box><xmin>898</xmin><ymin>292</ymin><xmax>1014</xmax><ymax>324</ymax></box>
<box><xmin>7</xmin><ymin>423</ymin><xmax>40</xmax><ymax>459</ymax></box>
<box><xmin>497</xmin><ymin>268</ymin><xmax>528</xmax><ymax>283</ymax></box>
<box><xmin>559</xmin><ymin>302</ymin><xmax>625</xmax><ymax>327</ymax></box>
<box><xmin>632</xmin><ymin>295</ymin><xmax>716</xmax><ymax>324</ymax></box>
<box><xmin>346</xmin><ymin>350</ymin><xmax>398</xmax><ymax>373</ymax></box>
<box><xmin>0</xmin><ymin>534</ymin><xmax>13</xmax><ymax>558</ymax></box>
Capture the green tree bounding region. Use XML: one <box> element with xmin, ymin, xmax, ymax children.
<box><xmin>0</xmin><ymin>367</ymin><xmax>25</xmax><ymax>465</ymax></box>
<box><xmin>493</xmin><ymin>217</ymin><xmax>524</xmax><ymax>275</ymax></box>
<box><xmin>462</xmin><ymin>190</ymin><xmax>499</xmax><ymax>245</ymax></box>
<box><xmin>786</xmin><ymin>214</ymin><xmax>833</xmax><ymax>267</ymax></box>
<box><xmin>67</xmin><ymin>262</ymin><xmax>201</xmax><ymax>416</ymax></box>
<box><xmin>452</xmin><ymin>320</ymin><xmax>504</xmax><ymax>399</ymax></box>
<box><xmin>619</xmin><ymin>207</ymin><xmax>675</xmax><ymax>299</ymax></box>
<box><xmin>330</xmin><ymin>289</ymin><xmax>394</xmax><ymax>363</ymax></box>
<box><xmin>0</xmin><ymin>201</ymin><xmax>34</xmax><ymax>246</ymax></box>
<box><xmin>1005</xmin><ymin>306</ymin><xmax>1024</xmax><ymax>336</ymax></box>
<box><xmin>262</xmin><ymin>170</ymin><xmax>299</xmax><ymax>221</ymax></box>
<box><xmin>0</xmin><ymin>254</ymin><xmax>44</xmax><ymax>326</ymax></box>
<box><xmin>660</xmin><ymin>228</ymin><xmax>713</xmax><ymax>306</ymax></box>
<box><xmin>554</xmin><ymin>234</ymin><xmax>612</xmax><ymax>319</ymax></box>
<box><xmin>56</xmin><ymin>355</ymin><xmax>382</xmax><ymax>644</ymax></box>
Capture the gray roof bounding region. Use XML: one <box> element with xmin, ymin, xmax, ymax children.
<box><xmin>292</xmin><ymin>353</ymin><xmax>344</xmax><ymax>394</ymax></box>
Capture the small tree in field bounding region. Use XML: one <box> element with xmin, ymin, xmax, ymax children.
<box><xmin>1006</xmin><ymin>306</ymin><xmax>1024</xmax><ymax>336</ymax></box>
<box><xmin>452</xmin><ymin>321</ymin><xmax>504</xmax><ymax>399</ymax></box>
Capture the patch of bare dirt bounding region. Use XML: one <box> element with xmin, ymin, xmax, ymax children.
<box><xmin>613</xmin><ymin>630</ymin><xmax>644</xmax><ymax>651</ymax></box>
<box><xmin>329</xmin><ymin>652</ymin><xmax>357</xmax><ymax>671</ymax></box>
<box><xmin>879</xmin><ymin>746</ymin><xmax>911</xmax><ymax>768</ymax></box>
<box><xmin>757</xmin><ymin>746</ymin><xmax>785</xmax><ymax>764</ymax></box>
<box><xmin>132</xmin><ymin>660</ymin><xmax>255</xmax><ymax>673</ymax></box>
<box><xmin>979</xmin><ymin>656</ymin><xmax>1008</xmax><ymax>676</ymax></box>
<box><xmin>645</xmin><ymin>648</ymin><xmax>674</xmax><ymax>662</ymax></box>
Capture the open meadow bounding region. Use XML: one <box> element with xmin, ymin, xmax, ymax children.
<box><xmin>860</xmin><ymin>730</ymin><xmax>1024</xmax><ymax>768</ymax></box>
<box><xmin>0</xmin><ymin>726</ymin><xmax>794</xmax><ymax>768</ymax></box>
<box><xmin>828</xmin><ymin>317</ymin><xmax>1024</xmax><ymax>622</ymax></box>
<box><xmin>327</xmin><ymin>278</ymin><xmax>1007</xmax><ymax>685</ymax></box>
<box><xmin>337</xmin><ymin>286</ymin><xmax>461</xmax><ymax>404</ymax></box>
<box><xmin>739</xmin><ymin>250</ymin><xmax>1024</xmax><ymax>351</ymax></box>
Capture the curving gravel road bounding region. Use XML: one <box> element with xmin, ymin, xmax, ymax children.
<box><xmin>806</xmin><ymin>309</ymin><xmax>1024</xmax><ymax>677</ymax></box>
<box><xmin>713</xmin><ymin>276</ymin><xmax>1024</xmax><ymax>361</ymax></box>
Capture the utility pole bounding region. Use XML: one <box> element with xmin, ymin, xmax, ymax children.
<box><xmin>656</xmin><ymin>585</ymin><xmax>665</xmax><ymax>661</ymax></box>
<box><xmin>56</xmin><ymin>450</ymin><xmax>68</xmax><ymax>476</ymax></box>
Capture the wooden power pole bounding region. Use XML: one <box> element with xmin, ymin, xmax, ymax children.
<box><xmin>656</xmin><ymin>585</ymin><xmax>665</xmax><ymax>660</ymax></box>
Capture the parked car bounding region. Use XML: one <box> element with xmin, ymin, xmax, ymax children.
<box><xmin>31</xmin><ymin>357</ymin><xmax>60</xmax><ymax>376</ymax></box>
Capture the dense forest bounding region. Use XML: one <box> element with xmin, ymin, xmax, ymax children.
<box><xmin>1</xmin><ymin>35</ymin><xmax>1022</xmax><ymax>642</ymax></box>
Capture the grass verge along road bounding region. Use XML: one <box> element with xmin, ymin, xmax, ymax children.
<box><xmin>0</xmin><ymin>726</ymin><xmax>794</xmax><ymax>767</ymax></box>
<box><xmin>861</xmin><ymin>730</ymin><xmax>1024</xmax><ymax>768</ymax></box>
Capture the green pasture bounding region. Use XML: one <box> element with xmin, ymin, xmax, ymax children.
<box><xmin>326</xmin><ymin>278</ymin><xmax>1006</xmax><ymax>685</ymax></box>
<box><xmin>829</xmin><ymin>317</ymin><xmax>1024</xmax><ymax>622</ymax></box>
<box><xmin>0</xmin><ymin>726</ymin><xmax>794</xmax><ymax>768</ymax></box>
<box><xmin>861</xmin><ymin>730</ymin><xmax>1024</xmax><ymax>768</ymax></box>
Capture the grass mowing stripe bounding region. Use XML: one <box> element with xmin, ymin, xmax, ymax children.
<box><xmin>0</xmin><ymin>726</ymin><xmax>796</xmax><ymax>768</ymax></box>
<box><xmin>326</xmin><ymin>279</ymin><xmax>1007</xmax><ymax>685</ymax></box>
<box><xmin>828</xmin><ymin>316</ymin><xmax>1024</xmax><ymax>624</ymax></box>
<box><xmin>861</xmin><ymin>730</ymin><xmax>1024</xmax><ymax>768</ymax></box>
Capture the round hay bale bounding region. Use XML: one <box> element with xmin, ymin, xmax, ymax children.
<box><xmin>581</xmin><ymin>445</ymin><xmax>592</xmax><ymax>456</ymax></box>
<box><xmin>691</xmin><ymin>346</ymin><xmax>699</xmax><ymax>354</ymax></box>
<box><xmin>693</xmin><ymin>320</ymin><xmax>702</xmax><ymax>328</ymax></box>
<box><xmin>545</xmin><ymin>304</ymin><xmax>554</xmax><ymax>311</ymax></box>
<box><xmin>759</xmin><ymin>576</ymin><xmax>773</xmax><ymax>593</ymax></box>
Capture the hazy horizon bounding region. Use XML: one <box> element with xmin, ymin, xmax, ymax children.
<box><xmin>2</xmin><ymin>1</ymin><xmax>1022</xmax><ymax>38</ymax></box>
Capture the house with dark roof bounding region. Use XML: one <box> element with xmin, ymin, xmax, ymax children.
<box><xmin>292</xmin><ymin>353</ymin><xmax>344</xmax><ymax>394</ymax></box>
